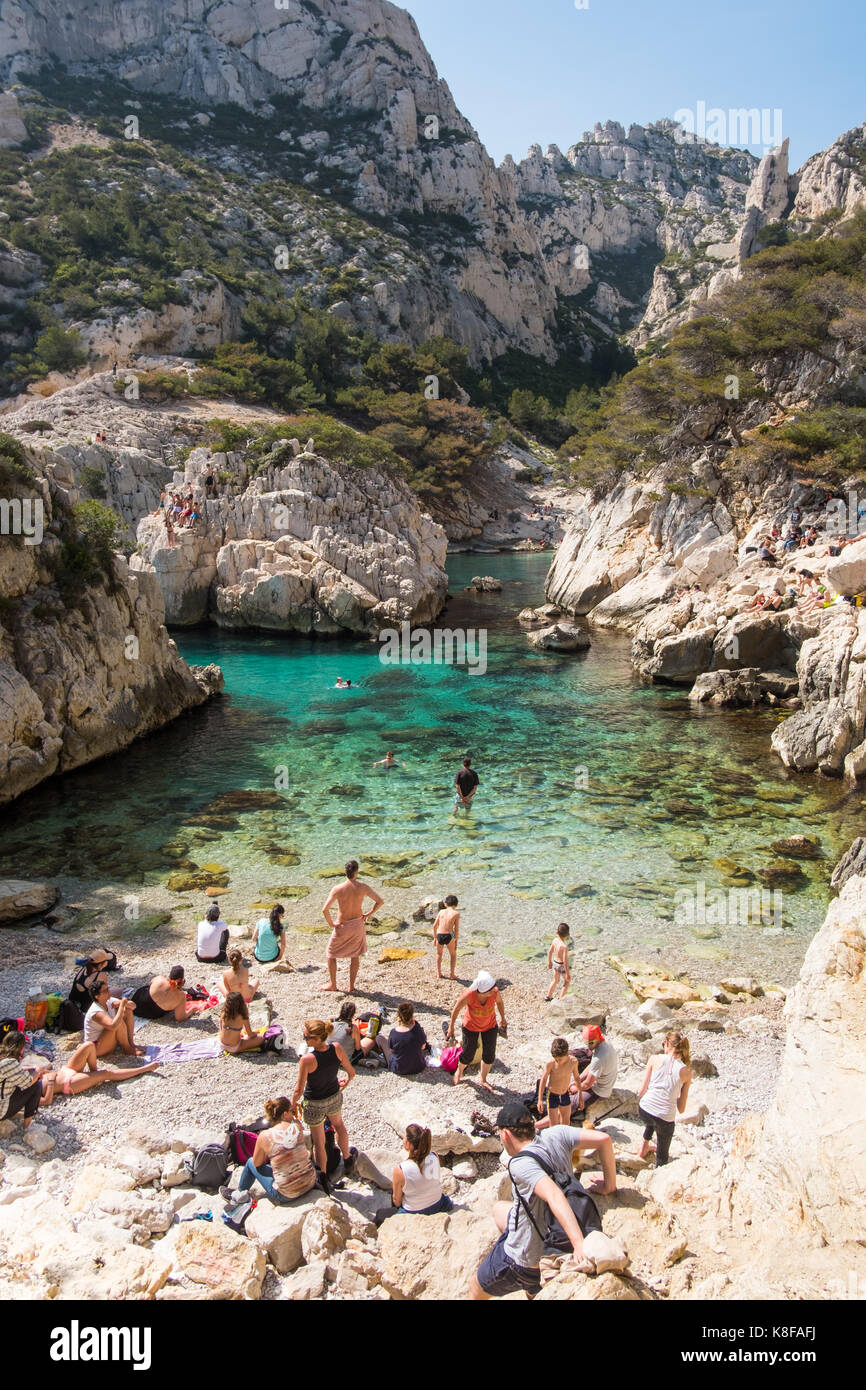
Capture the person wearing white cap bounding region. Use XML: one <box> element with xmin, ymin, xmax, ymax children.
<box><xmin>445</xmin><ymin>970</ymin><xmax>506</xmax><ymax>1093</ymax></box>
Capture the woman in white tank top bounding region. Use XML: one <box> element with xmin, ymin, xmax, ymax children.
<box><xmin>637</xmin><ymin>1031</ymin><xmax>692</xmax><ymax>1167</ymax></box>
<box><xmin>376</xmin><ymin>1124</ymin><xmax>454</xmax><ymax>1224</ymax></box>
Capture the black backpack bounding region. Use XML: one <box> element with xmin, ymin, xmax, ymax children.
<box><xmin>187</xmin><ymin>1142</ymin><xmax>229</xmax><ymax>1189</ymax></box>
<box><xmin>58</xmin><ymin>1000</ymin><xmax>84</xmax><ymax>1033</ymax></box>
<box><xmin>508</xmin><ymin>1145</ymin><xmax>603</xmax><ymax>1255</ymax></box>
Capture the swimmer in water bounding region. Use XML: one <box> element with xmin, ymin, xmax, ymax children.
<box><xmin>373</xmin><ymin>750</ymin><xmax>403</xmax><ymax>769</ymax></box>
<box><xmin>334</xmin><ymin>677</ymin><xmax>346</xmax><ymax>688</ymax></box>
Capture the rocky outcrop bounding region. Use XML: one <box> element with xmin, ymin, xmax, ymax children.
<box><xmin>545</xmin><ymin>444</ymin><xmax>866</xmax><ymax>776</ymax></box>
<box><xmin>0</xmin><ymin>450</ymin><xmax>222</xmax><ymax>807</ymax></box>
<box><xmin>0</xmin><ymin>879</ymin><xmax>58</xmax><ymax>922</ymax></box>
<box><xmin>728</xmin><ymin>873</ymin><xmax>866</xmax><ymax>1248</ymax></box>
<box><xmin>526</xmin><ymin>621</ymin><xmax>591</xmax><ymax>653</ymax></box>
<box><xmin>133</xmin><ymin>445</ymin><xmax>448</xmax><ymax>635</ymax></box>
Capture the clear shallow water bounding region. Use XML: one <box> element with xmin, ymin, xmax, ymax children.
<box><xmin>2</xmin><ymin>552</ymin><xmax>861</xmax><ymax>980</ymax></box>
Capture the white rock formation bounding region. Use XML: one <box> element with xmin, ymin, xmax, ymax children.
<box><xmin>0</xmin><ymin>449</ymin><xmax>222</xmax><ymax>807</ymax></box>
<box><xmin>133</xmin><ymin>446</ymin><xmax>448</xmax><ymax>635</ymax></box>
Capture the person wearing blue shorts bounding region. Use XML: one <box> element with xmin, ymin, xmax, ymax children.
<box><xmin>471</xmin><ymin>1102</ymin><xmax>617</xmax><ymax>1300</ymax></box>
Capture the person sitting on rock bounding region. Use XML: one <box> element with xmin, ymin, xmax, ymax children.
<box><xmin>758</xmin><ymin>539</ymin><xmax>777</xmax><ymax>565</ymax></box>
<box><xmin>196</xmin><ymin>902</ymin><xmax>230</xmax><ymax>964</ymax></box>
<box><xmin>84</xmin><ymin>981</ymin><xmax>144</xmax><ymax>1057</ymax></box>
<box><xmin>375</xmin><ymin>1124</ymin><xmax>453</xmax><ymax>1225</ymax></box>
<box><xmin>219</xmin><ymin>992</ymin><xmax>265</xmax><ymax>1054</ymax></box>
<box><xmin>221</xmin><ymin>1096</ymin><xmax>317</xmax><ymax>1205</ymax></box>
<box><xmin>129</xmin><ymin>967</ymin><xmax>201</xmax><ymax>1022</ymax></box>
<box><xmin>0</xmin><ymin>1030</ymin><xmax>42</xmax><ymax>1130</ymax></box>
<box><xmin>38</xmin><ymin>1040</ymin><xmax>157</xmax><ymax>1104</ymax></box>
<box><xmin>637</xmin><ymin>1031</ymin><xmax>693</xmax><ymax>1167</ymax></box>
<box><xmin>223</xmin><ymin>948</ymin><xmax>258</xmax><ymax>1003</ymax></box>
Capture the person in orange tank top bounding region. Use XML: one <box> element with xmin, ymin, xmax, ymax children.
<box><xmin>445</xmin><ymin>970</ymin><xmax>507</xmax><ymax>1093</ymax></box>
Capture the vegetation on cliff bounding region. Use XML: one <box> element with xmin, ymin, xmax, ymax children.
<box><xmin>558</xmin><ymin>211</ymin><xmax>866</xmax><ymax>490</ymax></box>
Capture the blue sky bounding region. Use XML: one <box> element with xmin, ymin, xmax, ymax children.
<box><xmin>403</xmin><ymin>0</ymin><xmax>865</xmax><ymax>172</ymax></box>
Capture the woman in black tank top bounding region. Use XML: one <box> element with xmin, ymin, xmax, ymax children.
<box><xmin>304</xmin><ymin>1043</ymin><xmax>340</xmax><ymax>1099</ymax></box>
<box><xmin>292</xmin><ymin>1019</ymin><xmax>357</xmax><ymax>1178</ymax></box>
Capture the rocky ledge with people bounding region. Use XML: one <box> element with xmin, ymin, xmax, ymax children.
<box><xmin>0</xmin><ymin>847</ymin><xmax>862</xmax><ymax>1301</ymax></box>
<box><xmin>132</xmin><ymin>444</ymin><xmax>449</xmax><ymax>636</ymax></box>
<box><xmin>546</xmin><ymin>458</ymin><xmax>866</xmax><ymax>781</ymax></box>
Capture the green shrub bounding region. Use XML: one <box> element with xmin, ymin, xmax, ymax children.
<box><xmin>32</xmin><ymin>325</ymin><xmax>86</xmax><ymax>372</ymax></box>
<box><xmin>79</xmin><ymin>464</ymin><xmax>108</xmax><ymax>499</ymax></box>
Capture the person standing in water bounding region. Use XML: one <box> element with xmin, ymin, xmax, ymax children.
<box><xmin>321</xmin><ymin>860</ymin><xmax>385</xmax><ymax>993</ymax></box>
<box><xmin>373</xmin><ymin>750</ymin><xmax>403</xmax><ymax>769</ymax></box>
<box><xmin>455</xmin><ymin>756</ymin><xmax>479</xmax><ymax>810</ymax></box>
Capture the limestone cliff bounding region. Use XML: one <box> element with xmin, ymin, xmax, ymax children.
<box><xmin>132</xmin><ymin>443</ymin><xmax>449</xmax><ymax>636</ymax></box>
<box><xmin>726</xmin><ymin>870</ymin><xmax>866</xmax><ymax>1249</ymax></box>
<box><xmin>1</xmin><ymin>3</ymin><xmax>863</xmax><ymax>376</ymax></box>
<box><xmin>0</xmin><ymin>449</ymin><xmax>222</xmax><ymax>808</ymax></box>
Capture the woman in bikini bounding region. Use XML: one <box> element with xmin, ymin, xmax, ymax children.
<box><xmin>38</xmin><ymin>1040</ymin><xmax>156</xmax><ymax>1104</ymax></box>
<box><xmin>432</xmin><ymin>895</ymin><xmax>460</xmax><ymax>980</ymax></box>
<box><xmin>222</xmin><ymin>948</ymin><xmax>258</xmax><ymax>1003</ymax></box>
<box><xmin>219</xmin><ymin>992</ymin><xmax>265</xmax><ymax>1053</ymax></box>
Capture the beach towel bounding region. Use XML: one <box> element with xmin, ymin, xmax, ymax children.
<box><xmin>326</xmin><ymin>915</ymin><xmax>367</xmax><ymax>960</ymax></box>
<box><xmin>142</xmin><ymin>1038</ymin><xmax>223</xmax><ymax>1065</ymax></box>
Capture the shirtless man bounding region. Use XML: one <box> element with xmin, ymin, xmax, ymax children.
<box><xmin>321</xmin><ymin>860</ymin><xmax>385</xmax><ymax>993</ymax></box>
<box><xmin>130</xmin><ymin>967</ymin><xmax>202</xmax><ymax>1022</ymax></box>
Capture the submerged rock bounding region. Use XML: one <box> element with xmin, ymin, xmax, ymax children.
<box><xmin>527</xmin><ymin>622</ymin><xmax>591</xmax><ymax>653</ymax></box>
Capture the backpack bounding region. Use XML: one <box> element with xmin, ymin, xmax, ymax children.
<box><xmin>508</xmin><ymin>1145</ymin><xmax>602</xmax><ymax>1256</ymax></box>
<box><xmin>323</xmin><ymin>1118</ymin><xmax>342</xmax><ymax>1176</ymax></box>
<box><xmin>222</xmin><ymin>1196</ymin><xmax>255</xmax><ymax>1234</ymax></box>
<box><xmin>187</xmin><ymin>1142</ymin><xmax>229</xmax><ymax>1189</ymax></box>
<box><xmin>259</xmin><ymin>1025</ymin><xmax>285</xmax><ymax>1053</ymax></box>
<box><xmin>439</xmin><ymin>1045</ymin><xmax>461</xmax><ymax>1073</ymax></box>
<box><xmin>58</xmin><ymin>1000</ymin><xmax>84</xmax><ymax>1033</ymax></box>
<box><xmin>185</xmin><ymin>984</ymin><xmax>210</xmax><ymax>1002</ymax></box>
<box><xmin>226</xmin><ymin>1123</ymin><xmax>262</xmax><ymax>1166</ymax></box>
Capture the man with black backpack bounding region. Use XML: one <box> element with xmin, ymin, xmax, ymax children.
<box><xmin>470</xmin><ymin>1102</ymin><xmax>617</xmax><ymax>1300</ymax></box>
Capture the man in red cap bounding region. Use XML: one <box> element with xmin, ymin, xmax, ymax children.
<box><xmin>535</xmin><ymin>1023</ymin><xmax>618</xmax><ymax>1130</ymax></box>
<box><xmin>574</xmin><ymin>1024</ymin><xmax>618</xmax><ymax>1114</ymax></box>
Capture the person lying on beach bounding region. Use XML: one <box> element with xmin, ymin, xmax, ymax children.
<box><xmin>219</xmin><ymin>992</ymin><xmax>265</xmax><ymax>1054</ymax></box>
<box><xmin>130</xmin><ymin>968</ymin><xmax>203</xmax><ymax>1022</ymax></box>
<box><xmin>222</xmin><ymin>948</ymin><xmax>258</xmax><ymax>1003</ymax></box>
<box><xmin>38</xmin><ymin>1041</ymin><xmax>157</xmax><ymax>1104</ymax></box>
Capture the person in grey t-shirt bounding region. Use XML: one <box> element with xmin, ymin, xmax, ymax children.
<box><xmin>471</xmin><ymin>1102</ymin><xmax>617</xmax><ymax>1300</ymax></box>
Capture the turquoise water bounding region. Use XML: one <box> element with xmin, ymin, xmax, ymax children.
<box><xmin>1</xmin><ymin>552</ymin><xmax>860</xmax><ymax>979</ymax></box>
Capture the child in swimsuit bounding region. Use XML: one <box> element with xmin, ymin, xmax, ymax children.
<box><xmin>544</xmin><ymin>922</ymin><xmax>571</xmax><ymax>1001</ymax></box>
<box><xmin>538</xmin><ymin>1036</ymin><xmax>582</xmax><ymax>1126</ymax></box>
<box><xmin>433</xmin><ymin>896</ymin><xmax>460</xmax><ymax>980</ymax></box>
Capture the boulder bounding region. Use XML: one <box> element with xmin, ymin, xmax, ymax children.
<box><xmin>246</xmin><ymin>1191</ymin><xmax>319</xmax><ymax>1274</ymax></box>
<box><xmin>830</xmin><ymin>837</ymin><xmax>866</xmax><ymax>891</ymax></box>
<box><xmin>719</xmin><ymin>977</ymin><xmax>763</xmax><ymax>997</ymax></box>
<box><xmin>469</xmin><ymin>576</ymin><xmax>502</xmax><ymax>592</ymax></box>
<box><xmin>380</xmin><ymin>1095</ymin><xmax>501</xmax><ymax>1155</ymax></box>
<box><xmin>355</xmin><ymin>1148</ymin><xmax>398</xmax><ymax>1191</ymax></box>
<box><xmin>95</xmin><ymin>1189</ymin><xmax>174</xmax><ymax>1233</ymax></box>
<box><xmin>609</xmin><ymin>1009</ymin><xmax>652</xmax><ymax>1041</ymax></box>
<box><xmin>114</xmin><ymin>1146</ymin><xmax>163</xmax><ymax>1186</ymax></box>
<box><xmin>526</xmin><ymin>622</ymin><xmax>591</xmax><ymax>653</ymax></box>
<box><xmin>636</xmin><ymin>999</ymin><xmax>674</xmax><ymax>1023</ymax></box>
<box><xmin>689</xmin><ymin>668</ymin><xmax>765</xmax><ymax>706</ymax></box>
<box><xmin>535</xmin><ymin>1268</ymin><xmax>646</xmax><ymax>1301</ymax></box>
<box><xmin>171</xmin><ymin>1221</ymin><xmax>266</xmax><ymax>1299</ymax></box>
<box><xmin>281</xmin><ymin>1261</ymin><xmax>328</xmax><ymax>1301</ymax></box>
<box><xmin>378</xmin><ymin>1208</ymin><xmax>496</xmax><ymax>1299</ymax></box>
<box><xmin>0</xmin><ymin>879</ymin><xmax>59</xmax><ymax>923</ymax></box>
<box><xmin>689</xmin><ymin>1053</ymin><xmax>719</xmax><ymax>1079</ymax></box>
<box><xmin>301</xmin><ymin>1197</ymin><xmax>375</xmax><ymax>1263</ymax></box>
<box><xmin>24</xmin><ymin>1126</ymin><xmax>54</xmax><ymax>1155</ymax></box>
<box><xmin>545</xmin><ymin>998</ymin><xmax>607</xmax><ymax>1031</ymax></box>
